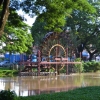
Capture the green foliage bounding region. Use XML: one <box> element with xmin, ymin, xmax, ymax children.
<box><xmin>31</xmin><ymin>18</ymin><xmax>48</xmax><ymax>46</ymax></box>
<box><xmin>0</xmin><ymin>68</ymin><xmax>18</xmax><ymax>77</ymax></box>
<box><xmin>0</xmin><ymin>8</ymin><xmax>33</xmax><ymax>54</ymax></box>
<box><xmin>0</xmin><ymin>90</ymin><xmax>17</xmax><ymax>100</ymax></box>
<box><xmin>83</xmin><ymin>61</ymin><xmax>100</xmax><ymax>72</ymax></box>
<box><xmin>74</xmin><ymin>58</ymin><xmax>83</xmax><ymax>73</ymax></box>
<box><xmin>66</xmin><ymin>0</ymin><xmax>100</xmax><ymax>60</ymax></box>
<box><xmin>20</xmin><ymin>0</ymin><xmax>96</xmax><ymax>32</ymax></box>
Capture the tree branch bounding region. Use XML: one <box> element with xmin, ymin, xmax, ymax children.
<box><xmin>0</xmin><ymin>0</ymin><xmax>10</xmax><ymax>36</ymax></box>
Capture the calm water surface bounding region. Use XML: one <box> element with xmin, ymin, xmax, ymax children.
<box><xmin>0</xmin><ymin>73</ymin><xmax>100</xmax><ymax>96</ymax></box>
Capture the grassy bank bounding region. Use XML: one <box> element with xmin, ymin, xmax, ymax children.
<box><xmin>18</xmin><ymin>86</ymin><xmax>100</xmax><ymax>100</ymax></box>
<box><xmin>0</xmin><ymin>67</ymin><xmax>18</xmax><ymax>77</ymax></box>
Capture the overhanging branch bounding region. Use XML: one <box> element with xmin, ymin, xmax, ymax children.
<box><xmin>0</xmin><ymin>0</ymin><xmax>10</xmax><ymax>36</ymax></box>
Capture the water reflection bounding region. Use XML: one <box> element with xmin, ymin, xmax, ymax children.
<box><xmin>0</xmin><ymin>73</ymin><xmax>100</xmax><ymax>96</ymax></box>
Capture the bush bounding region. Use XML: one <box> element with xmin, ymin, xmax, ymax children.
<box><xmin>83</xmin><ymin>61</ymin><xmax>100</xmax><ymax>72</ymax></box>
<box><xmin>74</xmin><ymin>58</ymin><xmax>83</xmax><ymax>73</ymax></box>
<box><xmin>0</xmin><ymin>90</ymin><xmax>17</xmax><ymax>100</ymax></box>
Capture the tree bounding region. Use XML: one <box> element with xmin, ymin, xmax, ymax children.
<box><xmin>0</xmin><ymin>0</ymin><xmax>97</xmax><ymax>56</ymax></box>
<box><xmin>0</xmin><ymin>0</ymin><xmax>23</xmax><ymax>36</ymax></box>
<box><xmin>65</xmin><ymin>0</ymin><xmax>100</xmax><ymax>61</ymax></box>
<box><xmin>21</xmin><ymin>0</ymin><xmax>96</xmax><ymax>32</ymax></box>
<box><xmin>31</xmin><ymin>18</ymin><xmax>47</xmax><ymax>46</ymax></box>
<box><xmin>0</xmin><ymin>0</ymin><xmax>96</xmax><ymax>36</ymax></box>
<box><xmin>0</xmin><ymin>0</ymin><xmax>10</xmax><ymax>36</ymax></box>
<box><xmin>0</xmin><ymin>8</ymin><xmax>33</xmax><ymax>54</ymax></box>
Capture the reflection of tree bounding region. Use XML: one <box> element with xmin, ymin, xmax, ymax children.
<box><xmin>83</xmin><ymin>75</ymin><xmax>100</xmax><ymax>86</ymax></box>
<box><xmin>73</xmin><ymin>74</ymin><xmax>84</xmax><ymax>86</ymax></box>
<box><xmin>4</xmin><ymin>77</ymin><xmax>12</xmax><ymax>90</ymax></box>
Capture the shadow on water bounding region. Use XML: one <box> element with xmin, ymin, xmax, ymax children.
<box><xmin>0</xmin><ymin>73</ymin><xmax>100</xmax><ymax>96</ymax></box>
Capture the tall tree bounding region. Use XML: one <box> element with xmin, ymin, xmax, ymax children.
<box><xmin>21</xmin><ymin>0</ymin><xmax>96</xmax><ymax>32</ymax></box>
<box><xmin>65</xmin><ymin>0</ymin><xmax>100</xmax><ymax>60</ymax></box>
<box><xmin>0</xmin><ymin>8</ymin><xmax>33</xmax><ymax>54</ymax></box>
<box><xmin>0</xmin><ymin>0</ymin><xmax>10</xmax><ymax>36</ymax></box>
<box><xmin>0</xmin><ymin>0</ymin><xmax>96</xmax><ymax>36</ymax></box>
<box><xmin>31</xmin><ymin>18</ymin><xmax>47</xmax><ymax>46</ymax></box>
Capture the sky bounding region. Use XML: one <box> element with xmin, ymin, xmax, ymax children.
<box><xmin>24</xmin><ymin>15</ymin><xmax>37</xmax><ymax>26</ymax></box>
<box><xmin>17</xmin><ymin>9</ymin><xmax>37</xmax><ymax>26</ymax></box>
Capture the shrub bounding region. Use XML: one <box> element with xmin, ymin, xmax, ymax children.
<box><xmin>83</xmin><ymin>61</ymin><xmax>93</xmax><ymax>72</ymax></box>
<box><xmin>83</xmin><ymin>61</ymin><xmax>100</xmax><ymax>72</ymax></box>
<box><xmin>0</xmin><ymin>90</ymin><xmax>17</xmax><ymax>100</ymax></box>
<box><xmin>74</xmin><ymin>58</ymin><xmax>83</xmax><ymax>73</ymax></box>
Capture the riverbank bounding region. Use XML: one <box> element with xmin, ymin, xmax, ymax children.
<box><xmin>18</xmin><ymin>86</ymin><xmax>100</xmax><ymax>100</ymax></box>
<box><xmin>0</xmin><ymin>67</ymin><xmax>18</xmax><ymax>77</ymax></box>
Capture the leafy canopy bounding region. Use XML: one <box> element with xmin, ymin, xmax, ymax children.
<box><xmin>0</xmin><ymin>8</ymin><xmax>33</xmax><ymax>53</ymax></box>
<box><xmin>65</xmin><ymin>0</ymin><xmax>100</xmax><ymax>60</ymax></box>
<box><xmin>20</xmin><ymin>0</ymin><xmax>96</xmax><ymax>32</ymax></box>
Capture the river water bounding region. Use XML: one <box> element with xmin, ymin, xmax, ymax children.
<box><xmin>0</xmin><ymin>73</ymin><xmax>100</xmax><ymax>96</ymax></box>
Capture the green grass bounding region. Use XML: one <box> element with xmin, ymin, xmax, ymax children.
<box><xmin>18</xmin><ymin>86</ymin><xmax>100</xmax><ymax>100</ymax></box>
<box><xmin>0</xmin><ymin>67</ymin><xmax>18</xmax><ymax>77</ymax></box>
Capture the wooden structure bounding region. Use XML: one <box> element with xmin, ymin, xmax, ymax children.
<box><xmin>19</xmin><ymin>32</ymin><xmax>82</xmax><ymax>76</ymax></box>
<box><xmin>19</xmin><ymin>50</ymin><xmax>82</xmax><ymax>76</ymax></box>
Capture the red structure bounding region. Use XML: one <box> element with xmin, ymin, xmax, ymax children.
<box><xmin>19</xmin><ymin>32</ymin><xmax>82</xmax><ymax>76</ymax></box>
<box><xmin>19</xmin><ymin>49</ymin><xmax>81</xmax><ymax>76</ymax></box>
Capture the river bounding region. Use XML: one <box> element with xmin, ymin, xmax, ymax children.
<box><xmin>0</xmin><ymin>73</ymin><xmax>100</xmax><ymax>96</ymax></box>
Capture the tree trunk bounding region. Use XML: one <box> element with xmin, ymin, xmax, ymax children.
<box><xmin>0</xmin><ymin>0</ymin><xmax>10</xmax><ymax>36</ymax></box>
<box><xmin>76</xmin><ymin>44</ymin><xmax>84</xmax><ymax>58</ymax></box>
<box><xmin>88</xmin><ymin>50</ymin><xmax>98</xmax><ymax>61</ymax></box>
<box><xmin>88</xmin><ymin>53</ymin><xmax>94</xmax><ymax>61</ymax></box>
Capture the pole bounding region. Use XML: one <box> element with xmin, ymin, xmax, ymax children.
<box><xmin>66</xmin><ymin>48</ymin><xmax>68</xmax><ymax>75</ymax></box>
<box><xmin>37</xmin><ymin>50</ymin><xmax>41</xmax><ymax>76</ymax></box>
